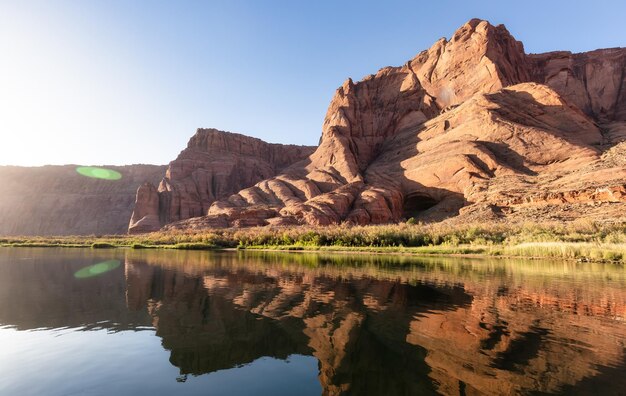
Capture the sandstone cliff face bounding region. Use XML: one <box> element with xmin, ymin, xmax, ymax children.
<box><xmin>0</xmin><ymin>164</ymin><xmax>165</xmax><ymax>236</ymax></box>
<box><xmin>530</xmin><ymin>48</ymin><xmax>626</xmax><ymax>122</ymax></box>
<box><xmin>128</xmin><ymin>129</ymin><xmax>315</xmax><ymax>233</ymax></box>
<box><xmin>409</xmin><ymin>19</ymin><xmax>531</xmax><ymax>108</ymax></box>
<box><xmin>147</xmin><ymin>19</ymin><xmax>626</xmax><ymax>232</ymax></box>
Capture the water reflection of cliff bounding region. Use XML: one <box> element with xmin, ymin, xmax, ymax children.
<box><xmin>2</xmin><ymin>248</ymin><xmax>626</xmax><ymax>394</ymax></box>
<box><xmin>125</xmin><ymin>250</ymin><xmax>626</xmax><ymax>395</ymax></box>
<box><xmin>125</xmin><ymin>253</ymin><xmax>465</xmax><ymax>394</ymax></box>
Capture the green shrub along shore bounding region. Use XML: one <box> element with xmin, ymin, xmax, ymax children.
<box><xmin>1</xmin><ymin>220</ymin><xmax>625</xmax><ymax>263</ymax></box>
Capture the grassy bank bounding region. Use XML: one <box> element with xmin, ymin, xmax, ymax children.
<box><xmin>1</xmin><ymin>220</ymin><xmax>625</xmax><ymax>263</ymax></box>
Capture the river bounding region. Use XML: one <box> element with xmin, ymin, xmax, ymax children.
<box><xmin>1</xmin><ymin>248</ymin><xmax>625</xmax><ymax>395</ymax></box>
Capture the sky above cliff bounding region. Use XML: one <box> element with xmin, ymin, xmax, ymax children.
<box><xmin>1</xmin><ymin>0</ymin><xmax>625</xmax><ymax>166</ymax></box>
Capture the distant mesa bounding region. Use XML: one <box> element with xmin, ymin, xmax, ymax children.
<box><xmin>129</xmin><ymin>18</ymin><xmax>626</xmax><ymax>233</ymax></box>
<box><xmin>0</xmin><ymin>164</ymin><xmax>166</xmax><ymax>236</ymax></box>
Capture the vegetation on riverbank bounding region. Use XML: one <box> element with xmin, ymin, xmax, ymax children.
<box><xmin>1</xmin><ymin>220</ymin><xmax>625</xmax><ymax>263</ymax></box>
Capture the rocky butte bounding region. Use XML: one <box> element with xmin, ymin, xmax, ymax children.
<box><xmin>129</xmin><ymin>19</ymin><xmax>626</xmax><ymax>234</ymax></box>
<box><xmin>128</xmin><ymin>130</ymin><xmax>315</xmax><ymax>233</ymax></box>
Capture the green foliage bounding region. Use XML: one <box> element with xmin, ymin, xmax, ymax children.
<box><xmin>171</xmin><ymin>242</ymin><xmax>217</xmax><ymax>250</ymax></box>
<box><xmin>1</xmin><ymin>220</ymin><xmax>624</xmax><ymax>263</ymax></box>
<box><xmin>91</xmin><ymin>242</ymin><xmax>115</xmax><ymax>249</ymax></box>
<box><xmin>131</xmin><ymin>243</ymin><xmax>154</xmax><ymax>249</ymax></box>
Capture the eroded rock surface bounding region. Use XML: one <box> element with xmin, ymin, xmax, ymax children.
<box><xmin>136</xmin><ymin>19</ymin><xmax>626</xmax><ymax>233</ymax></box>
<box><xmin>128</xmin><ymin>129</ymin><xmax>315</xmax><ymax>233</ymax></box>
<box><xmin>530</xmin><ymin>48</ymin><xmax>626</xmax><ymax>122</ymax></box>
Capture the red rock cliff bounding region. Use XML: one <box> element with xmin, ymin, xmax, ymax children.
<box><xmin>128</xmin><ymin>129</ymin><xmax>315</xmax><ymax>233</ymax></box>
<box><xmin>139</xmin><ymin>19</ymin><xmax>626</xmax><ymax>232</ymax></box>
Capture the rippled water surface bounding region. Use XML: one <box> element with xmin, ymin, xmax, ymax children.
<box><xmin>1</xmin><ymin>248</ymin><xmax>626</xmax><ymax>395</ymax></box>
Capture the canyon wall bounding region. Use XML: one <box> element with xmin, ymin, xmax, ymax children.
<box><xmin>3</xmin><ymin>19</ymin><xmax>624</xmax><ymax>236</ymax></box>
<box><xmin>128</xmin><ymin>129</ymin><xmax>315</xmax><ymax>233</ymax></box>
<box><xmin>156</xmin><ymin>19</ymin><xmax>625</xmax><ymax>232</ymax></box>
<box><xmin>0</xmin><ymin>164</ymin><xmax>165</xmax><ymax>236</ymax></box>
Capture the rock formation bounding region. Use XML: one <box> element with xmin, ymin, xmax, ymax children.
<box><xmin>128</xmin><ymin>129</ymin><xmax>315</xmax><ymax>233</ymax></box>
<box><xmin>0</xmin><ymin>164</ymin><xmax>165</xmax><ymax>236</ymax></box>
<box><xmin>132</xmin><ymin>19</ymin><xmax>626</xmax><ymax>233</ymax></box>
<box><xmin>529</xmin><ymin>48</ymin><xmax>626</xmax><ymax>122</ymax></box>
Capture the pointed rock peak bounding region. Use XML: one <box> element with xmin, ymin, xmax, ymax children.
<box><xmin>451</xmin><ymin>18</ymin><xmax>522</xmax><ymax>49</ymax></box>
<box><xmin>340</xmin><ymin>78</ymin><xmax>355</xmax><ymax>94</ymax></box>
<box><xmin>451</xmin><ymin>18</ymin><xmax>490</xmax><ymax>40</ymax></box>
<box><xmin>408</xmin><ymin>19</ymin><xmax>530</xmax><ymax>107</ymax></box>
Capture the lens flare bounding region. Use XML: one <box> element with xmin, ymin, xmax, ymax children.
<box><xmin>74</xmin><ymin>260</ymin><xmax>121</xmax><ymax>279</ymax></box>
<box><xmin>76</xmin><ymin>166</ymin><xmax>122</xmax><ymax>180</ymax></box>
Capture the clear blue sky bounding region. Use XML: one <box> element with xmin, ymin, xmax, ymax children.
<box><xmin>1</xmin><ymin>0</ymin><xmax>624</xmax><ymax>166</ymax></box>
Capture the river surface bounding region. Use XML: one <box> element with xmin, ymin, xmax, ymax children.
<box><xmin>1</xmin><ymin>248</ymin><xmax>626</xmax><ymax>395</ymax></box>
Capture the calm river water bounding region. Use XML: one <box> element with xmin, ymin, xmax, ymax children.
<box><xmin>1</xmin><ymin>248</ymin><xmax>626</xmax><ymax>395</ymax></box>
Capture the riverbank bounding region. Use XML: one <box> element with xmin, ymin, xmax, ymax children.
<box><xmin>1</xmin><ymin>221</ymin><xmax>625</xmax><ymax>263</ymax></box>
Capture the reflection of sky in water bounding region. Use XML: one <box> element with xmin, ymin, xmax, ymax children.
<box><xmin>76</xmin><ymin>166</ymin><xmax>122</xmax><ymax>180</ymax></box>
<box><xmin>0</xmin><ymin>327</ymin><xmax>319</xmax><ymax>396</ymax></box>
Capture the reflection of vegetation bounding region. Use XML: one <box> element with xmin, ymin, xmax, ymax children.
<box><xmin>5</xmin><ymin>247</ymin><xmax>625</xmax><ymax>394</ymax></box>
<box><xmin>125</xmin><ymin>249</ymin><xmax>626</xmax><ymax>295</ymax></box>
<box><xmin>127</xmin><ymin>254</ymin><xmax>468</xmax><ymax>393</ymax></box>
<box><xmin>1</xmin><ymin>220</ymin><xmax>625</xmax><ymax>262</ymax></box>
<box><xmin>122</xmin><ymin>250</ymin><xmax>626</xmax><ymax>395</ymax></box>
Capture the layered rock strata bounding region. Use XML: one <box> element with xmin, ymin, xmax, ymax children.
<box><xmin>133</xmin><ymin>19</ymin><xmax>626</xmax><ymax>232</ymax></box>
<box><xmin>128</xmin><ymin>129</ymin><xmax>315</xmax><ymax>233</ymax></box>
